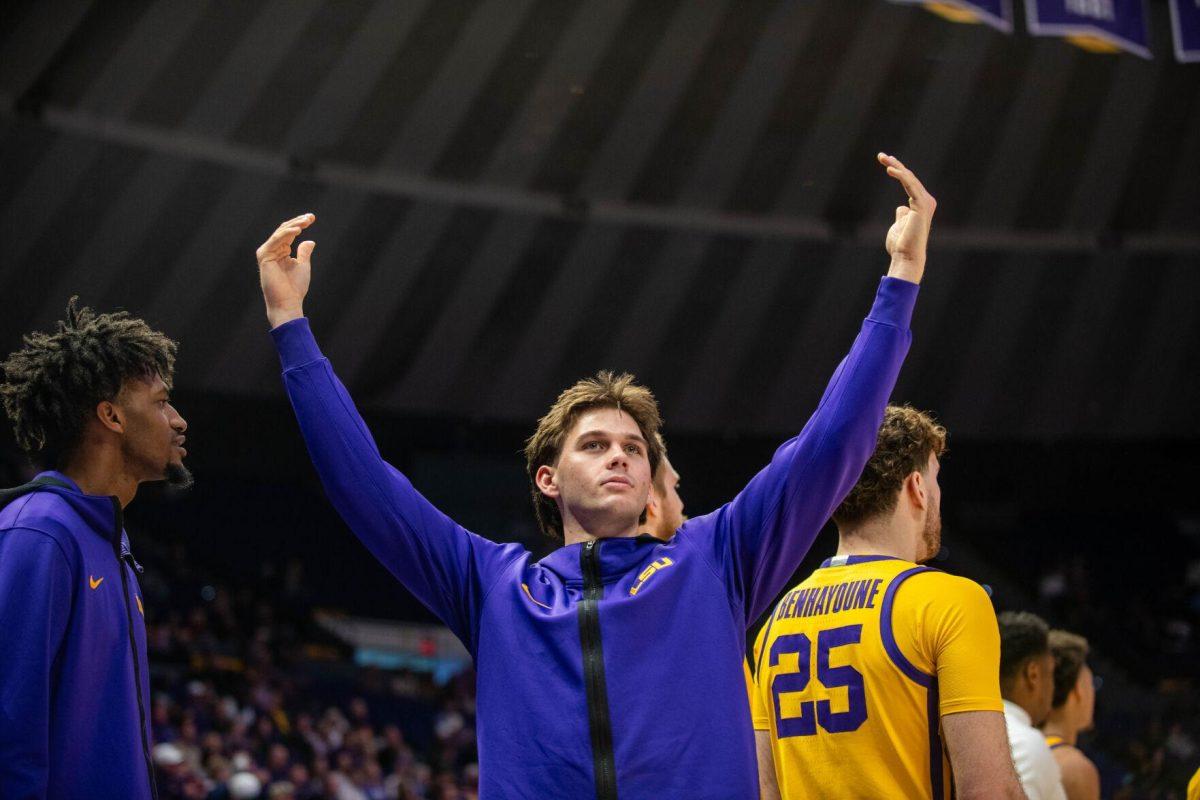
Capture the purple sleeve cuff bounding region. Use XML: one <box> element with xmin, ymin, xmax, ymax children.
<box><xmin>867</xmin><ymin>276</ymin><xmax>919</xmax><ymax>330</ymax></box>
<box><xmin>270</xmin><ymin>317</ymin><xmax>324</xmax><ymax>371</ymax></box>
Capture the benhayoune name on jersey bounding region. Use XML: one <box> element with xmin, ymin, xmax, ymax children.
<box><xmin>773</xmin><ymin>578</ymin><xmax>885</xmax><ymax>621</ymax></box>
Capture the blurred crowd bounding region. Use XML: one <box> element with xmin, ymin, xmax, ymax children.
<box><xmin>146</xmin><ymin>672</ymin><xmax>480</xmax><ymax>800</ymax></box>
<box><xmin>139</xmin><ymin>536</ymin><xmax>481</xmax><ymax>800</ymax></box>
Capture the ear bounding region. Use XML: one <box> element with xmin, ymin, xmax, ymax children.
<box><xmin>1023</xmin><ymin>657</ymin><xmax>1041</xmax><ymax>687</ymax></box>
<box><xmin>95</xmin><ymin>400</ymin><xmax>125</xmax><ymax>435</ymax></box>
<box><xmin>535</xmin><ymin>465</ymin><xmax>559</xmax><ymax>499</ymax></box>
<box><xmin>904</xmin><ymin>470</ymin><xmax>927</xmax><ymax>511</ymax></box>
<box><xmin>644</xmin><ymin>491</ymin><xmax>660</xmax><ymax>519</ymax></box>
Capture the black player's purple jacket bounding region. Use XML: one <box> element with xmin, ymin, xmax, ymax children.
<box><xmin>272</xmin><ymin>276</ymin><xmax>918</xmax><ymax>800</ymax></box>
<box><xmin>0</xmin><ymin>473</ymin><xmax>156</xmax><ymax>799</ymax></box>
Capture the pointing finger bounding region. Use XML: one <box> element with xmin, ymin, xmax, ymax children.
<box><xmin>270</xmin><ymin>226</ymin><xmax>303</xmax><ymax>245</ymax></box>
<box><xmin>884</xmin><ymin>164</ymin><xmax>935</xmax><ymax>213</ymax></box>
<box><xmin>266</xmin><ymin>214</ymin><xmax>315</xmax><ymax>243</ymax></box>
<box><xmin>886</xmin><ymin>165</ymin><xmax>920</xmax><ymax>198</ymax></box>
<box><xmin>280</xmin><ymin>212</ymin><xmax>315</xmax><ymax>229</ymax></box>
<box><xmin>257</xmin><ymin>226</ymin><xmax>303</xmax><ymax>261</ymax></box>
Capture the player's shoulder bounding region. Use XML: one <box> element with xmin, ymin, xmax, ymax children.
<box><xmin>0</xmin><ymin>520</ymin><xmax>78</xmax><ymax>572</ymax></box>
<box><xmin>0</xmin><ymin>492</ymin><xmax>80</xmax><ymax>545</ymax></box>
<box><xmin>891</xmin><ymin>568</ymin><xmax>994</xmax><ymax>627</ymax></box>
<box><xmin>900</xmin><ymin>567</ymin><xmax>990</xmax><ymax>602</ymax></box>
<box><xmin>1054</xmin><ymin>743</ymin><xmax>1099</xmax><ymax>776</ymax></box>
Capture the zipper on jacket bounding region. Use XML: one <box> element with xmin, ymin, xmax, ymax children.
<box><xmin>110</xmin><ymin>499</ymin><xmax>160</xmax><ymax>800</ymax></box>
<box><xmin>578</xmin><ymin>539</ymin><xmax>618</xmax><ymax>800</ymax></box>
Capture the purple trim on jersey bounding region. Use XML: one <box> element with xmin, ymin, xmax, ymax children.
<box><xmin>879</xmin><ymin>566</ymin><xmax>936</xmax><ymax>688</ymax></box>
<box><xmin>819</xmin><ymin>554</ymin><xmax>905</xmax><ymax>569</ymax></box>
<box><xmin>1048</xmin><ymin>741</ymin><xmax>1068</xmax><ymax>750</ymax></box>
<box><xmin>928</xmin><ymin>677</ymin><xmax>944</xmax><ymax>799</ymax></box>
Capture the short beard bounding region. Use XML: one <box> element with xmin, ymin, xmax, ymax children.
<box><xmin>920</xmin><ymin>511</ymin><xmax>942</xmax><ymax>563</ymax></box>
<box><xmin>164</xmin><ymin>461</ymin><xmax>194</xmax><ymax>492</ymax></box>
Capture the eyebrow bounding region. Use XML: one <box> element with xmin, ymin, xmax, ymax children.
<box><xmin>574</xmin><ymin>430</ymin><xmax>647</xmax><ymax>445</ymax></box>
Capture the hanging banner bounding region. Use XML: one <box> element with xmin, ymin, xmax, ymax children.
<box><xmin>887</xmin><ymin>0</ymin><xmax>1014</xmax><ymax>32</ymax></box>
<box><xmin>1169</xmin><ymin>0</ymin><xmax>1200</xmax><ymax>62</ymax></box>
<box><xmin>1025</xmin><ymin>0</ymin><xmax>1151</xmax><ymax>58</ymax></box>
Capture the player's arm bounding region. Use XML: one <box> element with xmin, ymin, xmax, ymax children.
<box><xmin>917</xmin><ymin>574</ymin><xmax>1027</xmax><ymax>799</ymax></box>
<box><xmin>1056</xmin><ymin>748</ymin><xmax>1100</xmax><ymax>800</ymax></box>
<box><xmin>0</xmin><ymin>529</ymin><xmax>72</xmax><ymax>797</ymax></box>
<box><xmin>942</xmin><ymin>711</ymin><xmax>1028</xmax><ymax>799</ymax></box>
<box><xmin>747</xmin><ymin>628</ymin><xmax>782</xmax><ymax>800</ymax></box>
<box><xmin>755</xmin><ymin>730</ymin><xmax>781</xmax><ymax>800</ymax></box>
<box><xmin>256</xmin><ymin>215</ymin><xmax>519</xmax><ymax>645</ymax></box>
<box><xmin>695</xmin><ymin>154</ymin><xmax>933</xmax><ymax>622</ymax></box>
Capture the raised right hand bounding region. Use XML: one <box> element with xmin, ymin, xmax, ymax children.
<box><xmin>256</xmin><ymin>213</ymin><xmax>316</xmax><ymax>328</ymax></box>
<box><xmin>877</xmin><ymin>153</ymin><xmax>936</xmax><ymax>285</ymax></box>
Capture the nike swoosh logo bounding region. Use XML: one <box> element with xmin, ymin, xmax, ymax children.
<box><xmin>89</xmin><ymin>576</ymin><xmax>103</xmax><ymax>590</ymax></box>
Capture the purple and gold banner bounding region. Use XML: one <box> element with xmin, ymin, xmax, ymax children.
<box><xmin>1025</xmin><ymin>0</ymin><xmax>1151</xmax><ymax>58</ymax></box>
<box><xmin>1169</xmin><ymin>0</ymin><xmax>1200</xmax><ymax>62</ymax></box>
<box><xmin>887</xmin><ymin>0</ymin><xmax>1014</xmax><ymax>32</ymax></box>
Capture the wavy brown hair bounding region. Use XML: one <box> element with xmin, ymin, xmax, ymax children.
<box><xmin>833</xmin><ymin>404</ymin><xmax>947</xmax><ymax>528</ymax></box>
<box><xmin>1049</xmin><ymin>629</ymin><xmax>1090</xmax><ymax>708</ymax></box>
<box><xmin>0</xmin><ymin>298</ymin><xmax>176</xmax><ymax>468</ymax></box>
<box><xmin>525</xmin><ymin>371</ymin><xmax>663</xmax><ymax>542</ymax></box>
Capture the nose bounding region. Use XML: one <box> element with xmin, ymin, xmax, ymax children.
<box><xmin>171</xmin><ymin>406</ymin><xmax>188</xmax><ymax>433</ymax></box>
<box><xmin>606</xmin><ymin>445</ymin><xmax>628</xmax><ymax>470</ymax></box>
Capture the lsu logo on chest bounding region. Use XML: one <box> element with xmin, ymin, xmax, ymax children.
<box><xmin>629</xmin><ymin>557</ymin><xmax>674</xmax><ymax>596</ymax></box>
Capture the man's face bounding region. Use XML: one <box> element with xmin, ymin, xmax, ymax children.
<box><xmin>116</xmin><ymin>373</ymin><xmax>191</xmax><ymax>488</ymax></box>
<box><xmin>919</xmin><ymin>452</ymin><xmax>942</xmax><ymax>562</ymax></box>
<box><xmin>544</xmin><ymin>407</ymin><xmax>652</xmax><ymax>538</ymax></box>
<box><xmin>648</xmin><ymin>456</ymin><xmax>686</xmax><ymax>540</ymax></box>
<box><xmin>1076</xmin><ymin>662</ymin><xmax>1096</xmax><ymax>730</ymax></box>
<box><xmin>916</xmin><ymin>453</ymin><xmax>945</xmax><ymax>561</ymax></box>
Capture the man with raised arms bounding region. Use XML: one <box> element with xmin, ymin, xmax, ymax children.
<box><xmin>255</xmin><ymin>154</ymin><xmax>934</xmax><ymax>799</ymax></box>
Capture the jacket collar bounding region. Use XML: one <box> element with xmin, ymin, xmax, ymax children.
<box><xmin>820</xmin><ymin>554</ymin><xmax>908</xmax><ymax>569</ymax></box>
<box><xmin>36</xmin><ymin>471</ymin><xmax>140</xmax><ymax>568</ymax></box>
<box><xmin>538</xmin><ymin>534</ymin><xmax>666</xmax><ymax>586</ymax></box>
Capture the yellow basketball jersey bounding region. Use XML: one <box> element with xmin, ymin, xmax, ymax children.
<box><xmin>750</xmin><ymin>555</ymin><xmax>1003</xmax><ymax>799</ymax></box>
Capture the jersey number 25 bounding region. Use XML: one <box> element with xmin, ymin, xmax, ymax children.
<box><xmin>770</xmin><ymin>624</ymin><xmax>868</xmax><ymax>737</ymax></box>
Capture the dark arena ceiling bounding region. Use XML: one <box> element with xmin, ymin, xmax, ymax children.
<box><xmin>1</xmin><ymin>0</ymin><xmax>1197</xmax><ymax>441</ymax></box>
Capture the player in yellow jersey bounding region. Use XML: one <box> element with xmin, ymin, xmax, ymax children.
<box><xmin>749</xmin><ymin>405</ymin><xmax>1025</xmax><ymax>799</ymax></box>
<box><xmin>1040</xmin><ymin>630</ymin><xmax>1100</xmax><ymax>800</ymax></box>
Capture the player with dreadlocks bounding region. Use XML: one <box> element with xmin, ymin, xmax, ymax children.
<box><xmin>0</xmin><ymin>299</ymin><xmax>189</xmax><ymax>799</ymax></box>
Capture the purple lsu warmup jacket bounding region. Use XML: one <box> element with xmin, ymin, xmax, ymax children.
<box><xmin>272</xmin><ymin>277</ymin><xmax>918</xmax><ymax>800</ymax></box>
<box><xmin>0</xmin><ymin>473</ymin><xmax>156</xmax><ymax>800</ymax></box>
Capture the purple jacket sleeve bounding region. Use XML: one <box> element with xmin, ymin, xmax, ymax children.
<box><xmin>685</xmin><ymin>276</ymin><xmax>918</xmax><ymax>625</ymax></box>
<box><xmin>271</xmin><ymin>319</ymin><xmax>521</xmax><ymax>648</ymax></box>
<box><xmin>0</xmin><ymin>529</ymin><xmax>72</xmax><ymax>798</ymax></box>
